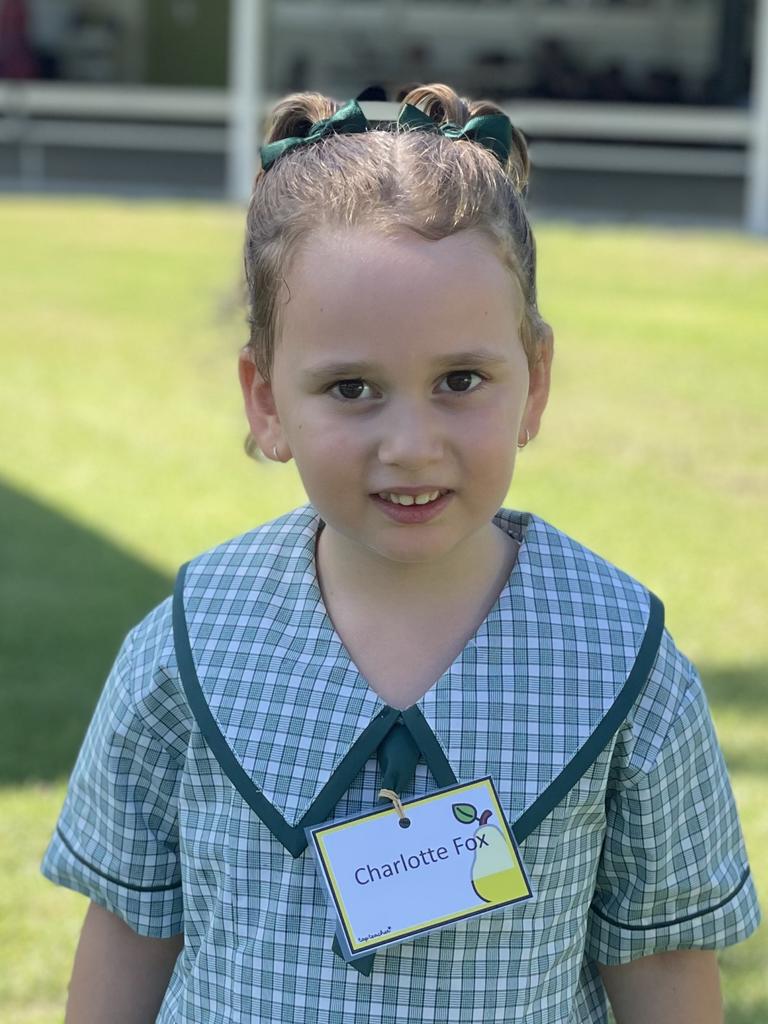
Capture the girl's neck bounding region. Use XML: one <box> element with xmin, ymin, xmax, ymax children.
<box><xmin>314</xmin><ymin>519</ymin><xmax>518</xmax><ymax>617</ymax></box>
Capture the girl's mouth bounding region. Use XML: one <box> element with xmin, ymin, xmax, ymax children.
<box><xmin>370</xmin><ymin>491</ymin><xmax>453</xmax><ymax>524</ymax></box>
<box><xmin>376</xmin><ymin>487</ymin><xmax>448</xmax><ymax>503</ymax></box>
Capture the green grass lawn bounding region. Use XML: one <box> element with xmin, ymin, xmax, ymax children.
<box><xmin>0</xmin><ymin>197</ymin><xmax>765</xmax><ymax>1021</ymax></box>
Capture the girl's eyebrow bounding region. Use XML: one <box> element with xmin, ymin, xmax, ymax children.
<box><xmin>436</xmin><ymin>350</ymin><xmax>507</xmax><ymax>370</ymax></box>
<box><xmin>301</xmin><ymin>348</ymin><xmax>507</xmax><ymax>383</ymax></box>
<box><xmin>302</xmin><ymin>361</ymin><xmax>379</xmax><ymax>384</ymax></box>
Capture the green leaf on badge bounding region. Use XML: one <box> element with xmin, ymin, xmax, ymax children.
<box><xmin>452</xmin><ymin>802</ymin><xmax>478</xmax><ymax>824</ymax></box>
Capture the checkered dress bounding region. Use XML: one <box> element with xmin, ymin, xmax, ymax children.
<box><xmin>41</xmin><ymin>504</ymin><xmax>760</xmax><ymax>1022</ymax></box>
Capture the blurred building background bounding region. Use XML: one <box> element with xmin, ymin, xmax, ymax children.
<box><xmin>1</xmin><ymin>0</ymin><xmax>766</xmax><ymax>229</ymax></box>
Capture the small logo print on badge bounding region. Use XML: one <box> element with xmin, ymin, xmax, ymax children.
<box><xmin>452</xmin><ymin>802</ymin><xmax>523</xmax><ymax>904</ymax></box>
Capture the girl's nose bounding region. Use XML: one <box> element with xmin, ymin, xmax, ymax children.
<box><xmin>376</xmin><ymin>404</ymin><xmax>445</xmax><ymax>468</ymax></box>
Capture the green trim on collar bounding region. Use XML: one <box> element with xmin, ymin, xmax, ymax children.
<box><xmin>401</xmin><ymin>706</ymin><xmax>459</xmax><ymax>787</ymax></box>
<box><xmin>514</xmin><ymin>591</ymin><xmax>665</xmax><ymax>843</ymax></box>
<box><xmin>174</xmin><ymin>562</ymin><xmax>402</xmax><ymax>857</ymax></box>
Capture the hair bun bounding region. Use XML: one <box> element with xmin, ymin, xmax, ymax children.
<box><xmin>260</xmin><ymin>92</ymin><xmax>339</xmax><ymax>154</ymax></box>
<box><xmin>399</xmin><ymin>82</ymin><xmax>531</xmax><ymax>196</ymax></box>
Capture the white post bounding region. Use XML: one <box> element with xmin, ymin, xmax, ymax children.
<box><xmin>746</xmin><ymin>0</ymin><xmax>768</xmax><ymax>234</ymax></box>
<box><xmin>228</xmin><ymin>0</ymin><xmax>266</xmax><ymax>204</ymax></box>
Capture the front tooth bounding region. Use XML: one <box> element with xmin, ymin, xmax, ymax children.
<box><xmin>393</xmin><ymin>494</ymin><xmax>415</xmax><ymax>505</ymax></box>
<box><xmin>414</xmin><ymin>492</ymin><xmax>434</xmax><ymax>505</ymax></box>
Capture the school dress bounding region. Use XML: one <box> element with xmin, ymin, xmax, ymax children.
<box><xmin>41</xmin><ymin>503</ymin><xmax>760</xmax><ymax>1023</ymax></box>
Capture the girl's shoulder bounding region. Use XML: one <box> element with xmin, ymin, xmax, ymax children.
<box><xmin>511</xmin><ymin>509</ymin><xmax>707</xmax><ymax>765</ymax></box>
<box><xmin>178</xmin><ymin>503</ymin><xmax>321</xmax><ymax>623</ymax></box>
<box><xmin>501</xmin><ymin>508</ymin><xmax>703</xmax><ymax>731</ymax></box>
<box><xmin>184</xmin><ymin>502</ymin><xmax>319</xmax><ymax>581</ymax></box>
<box><xmin>499</xmin><ymin>506</ymin><xmax>653</xmax><ymax>628</ymax></box>
<box><xmin>116</xmin><ymin>508</ymin><xmax>315</xmax><ymax>728</ymax></box>
<box><xmin>125</xmin><ymin>503</ymin><xmax>319</xmax><ymax>699</ymax></box>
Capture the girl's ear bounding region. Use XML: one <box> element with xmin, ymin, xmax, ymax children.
<box><xmin>522</xmin><ymin>322</ymin><xmax>554</xmax><ymax>444</ymax></box>
<box><xmin>238</xmin><ymin>347</ymin><xmax>290</xmax><ymax>460</ymax></box>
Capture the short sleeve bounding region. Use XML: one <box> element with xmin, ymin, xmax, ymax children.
<box><xmin>586</xmin><ymin>638</ymin><xmax>761</xmax><ymax>964</ymax></box>
<box><xmin>41</xmin><ymin>600</ymin><xmax>186</xmax><ymax>937</ymax></box>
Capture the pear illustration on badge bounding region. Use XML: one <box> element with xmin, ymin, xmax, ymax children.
<box><xmin>452</xmin><ymin>802</ymin><xmax>528</xmax><ymax>904</ymax></box>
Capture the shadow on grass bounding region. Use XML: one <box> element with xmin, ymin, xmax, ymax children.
<box><xmin>720</xmin><ymin>930</ymin><xmax>768</xmax><ymax>1024</ymax></box>
<box><xmin>703</xmin><ymin>666</ymin><xmax>768</xmax><ymax>717</ymax></box>
<box><xmin>0</xmin><ymin>480</ymin><xmax>171</xmax><ymax>783</ymax></box>
<box><xmin>701</xmin><ymin>666</ymin><xmax>768</xmax><ymax>777</ymax></box>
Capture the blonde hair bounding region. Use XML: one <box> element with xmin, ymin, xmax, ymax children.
<box><xmin>243</xmin><ymin>83</ymin><xmax>548</xmax><ymax>459</ymax></box>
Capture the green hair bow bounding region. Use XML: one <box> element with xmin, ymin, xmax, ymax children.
<box><xmin>258</xmin><ymin>96</ymin><xmax>513</xmax><ymax>172</ymax></box>
<box><xmin>397</xmin><ymin>102</ymin><xmax>513</xmax><ymax>166</ymax></box>
<box><xmin>259</xmin><ymin>99</ymin><xmax>369</xmax><ymax>171</ymax></box>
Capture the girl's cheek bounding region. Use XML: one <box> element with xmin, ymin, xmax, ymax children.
<box><xmin>317</xmin><ymin>410</ymin><xmax>357</xmax><ymax>434</ymax></box>
<box><xmin>460</xmin><ymin>405</ymin><xmax>514</xmax><ymax>445</ymax></box>
<box><xmin>307</xmin><ymin>418</ymin><xmax>362</xmax><ymax>458</ymax></box>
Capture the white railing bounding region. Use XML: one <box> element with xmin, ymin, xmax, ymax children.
<box><xmin>0</xmin><ymin>81</ymin><xmax>752</xmax><ymax>195</ymax></box>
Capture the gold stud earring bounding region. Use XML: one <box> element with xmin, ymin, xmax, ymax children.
<box><xmin>272</xmin><ymin>445</ymin><xmax>279</xmax><ymax>460</ymax></box>
<box><xmin>517</xmin><ymin>429</ymin><xmax>530</xmax><ymax>450</ymax></box>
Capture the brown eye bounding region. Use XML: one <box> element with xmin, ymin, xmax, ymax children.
<box><xmin>329</xmin><ymin>379</ymin><xmax>370</xmax><ymax>401</ymax></box>
<box><xmin>441</xmin><ymin>370</ymin><xmax>485</xmax><ymax>393</ymax></box>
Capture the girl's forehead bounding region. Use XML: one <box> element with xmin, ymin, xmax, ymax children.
<box><xmin>292</xmin><ymin>225</ymin><xmax>504</xmax><ymax>283</ymax></box>
<box><xmin>279</xmin><ymin>226</ymin><xmax>524</xmax><ymax>356</ymax></box>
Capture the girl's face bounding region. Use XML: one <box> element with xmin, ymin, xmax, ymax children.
<box><xmin>240</xmin><ymin>226</ymin><xmax>552</xmax><ymax>568</ymax></box>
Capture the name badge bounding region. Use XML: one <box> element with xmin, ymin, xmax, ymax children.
<box><xmin>306</xmin><ymin>776</ymin><xmax>533</xmax><ymax>960</ymax></box>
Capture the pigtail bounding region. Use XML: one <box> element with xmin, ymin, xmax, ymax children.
<box><xmin>399</xmin><ymin>83</ymin><xmax>531</xmax><ymax>198</ymax></box>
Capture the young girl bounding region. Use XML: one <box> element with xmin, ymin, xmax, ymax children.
<box><xmin>42</xmin><ymin>84</ymin><xmax>760</xmax><ymax>1023</ymax></box>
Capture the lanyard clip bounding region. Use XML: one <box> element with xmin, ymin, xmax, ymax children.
<box><xmin>379</xmin><ymin>788</ymin><xmax>411</xmax><ymax>828</ymax></box>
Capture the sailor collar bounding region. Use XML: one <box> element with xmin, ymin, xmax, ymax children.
<box><xmin>173</xmin><ymin>503</ymin><xmax>663</xmax><ymax>857</ymax></box>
